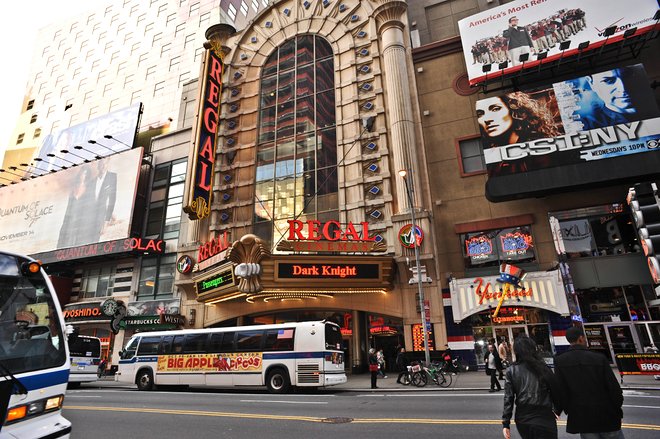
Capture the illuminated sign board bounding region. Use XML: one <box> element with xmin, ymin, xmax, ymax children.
<box><xmin>31</xmin><ymin>237</ymin><xmax>165</xmax><ymax>264</ymax></box>
<box><xmin>277</xmin><ymin>263</ymin><xmax>380</xmax><ymax>279</ymax></box>
<box><xmin>197</xmin><ymin>231</ymin><xmax>231</xmax><ymax>263</ymax></box>
<box><xmin>195</xmin><ymin>268</ymin><xmax>236</xmax><ymax>295</ymax></box>
<box><xmin>412</xmin><ymin>323</ymin><xmax>435</xmax><ymax>352</ymax></box>
<box><xmin>277</xmin><ymin>220</ymin><xmax>386</xmax><ymax>253</ymax></box>
<box><xmin>183</xmin><ymin>48</ymin><xmax>224</xmax><ymax>220</ymax></box>
<box><xmin>63</xmin><ymin>302</ymin><xmax>108</xmax><ymax>322</ymax></box>
<box><xmin>458</xmin><ymin>0</ymin><xmax>660</xmax><ymax>86</ymax></box>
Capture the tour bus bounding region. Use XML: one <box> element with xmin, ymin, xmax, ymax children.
<box><xmin>0</xmin><ymin>251</ymin><xmax>71</xmax><ymax>439</ymax></box>
<box><xmin>116</xmin><ymin>321</ymin><xmax>347</xmax><ymax>393</ymax></box>
<box><xmin>67</xmin><ymin>334</ymin><xmax>102</xmax><ymax>387</ymax></box>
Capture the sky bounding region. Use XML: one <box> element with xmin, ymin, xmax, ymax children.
<box><xmin>0</xmin><ymin>0</ymin><xmax>100</xmax><ymax>165</ymax></box>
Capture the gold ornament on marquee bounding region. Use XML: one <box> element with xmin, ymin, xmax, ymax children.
<box><xmin>227</xmin><ymin>234</ymin><xmax>271</xmax><ymax>293</ymax></box>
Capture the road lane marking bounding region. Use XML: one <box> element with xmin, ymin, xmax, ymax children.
<box><xmin>62</xmin><ymin>406</ymin><xmax>660</xmax><ymax>430</ymax></box>
<box><xmin>240</xmin><ymin>400</ymin><xmax>328</xmax><ymax>404</ymax></box>
<box><xmin>623</xmin><ymin>405</ymin><xmax>660</xmax><ymax>409</ymax></box>
<box><xmin>65</xmin><ymin>396</ymin><xmax>102</xmax><ymax>398</ymax></box>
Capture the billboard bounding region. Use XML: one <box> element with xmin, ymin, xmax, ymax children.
<box><xmin>183</xmin><ymin>48</ymin><xmax>223</xmax><ymax>220</ymax></box>
<box><xmin>35</xmin><ymin>103</ymin><xmax>141</xmax><ymax>171</ymax></box>
<box><xmin>0</xmin><ymin>148</ymin><xmax>143</xmax><ymax>255</ymax></box>
<box><xmin>458</xmin><ymin>0</ymin><xmax>660</xmax><ymax>85</ymax></box>
<box><xmin>475</xmin><ymin>64</ymin><xmax>660</xmax><ymax>201</ymax></box>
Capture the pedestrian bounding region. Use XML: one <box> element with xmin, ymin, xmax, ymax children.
<box><xmin>368</xmin><ymin>348</ymin><xmax>379</xmax><ymax>389</ymax></box>
<box><xmin>376</xmin><ymin>349</ymin><xmax>387</xmax><ymax>378</ymax></box>
<box><xmin>485</xmin><ymin>342</ymin><xmax>503</xmax><ymax>392</ymax></box>
<box><xmin>502</xmin><ymin>334</ymin><xmax>559</xmax><ymax>439</ymax></box>
<box><xmin>396</xmin><ymin>347</ymin><xmax>410</xmax><ymax>384</ymax></box>
<box><xmin>498</xmin><ymin>337</ymin><xmax>509</xmax><ymax>380</ymax></box>
<box><xmin>554</xmin><ymin>326</ymin><xmax>625</xmax><ymax>439</ymax></box>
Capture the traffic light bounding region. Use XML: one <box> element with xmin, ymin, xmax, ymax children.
<box><xmin>627</xmin><ymin>182</ymin><xmax>660</xmax><ymax>284</ymax></box>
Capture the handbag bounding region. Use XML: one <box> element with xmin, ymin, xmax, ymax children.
<box><xmin>369</xmin><ymin>364</ymin><xmax>379</xmax><ymax>372</ymax></box>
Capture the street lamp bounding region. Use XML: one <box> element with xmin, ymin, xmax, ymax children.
<box><xmin>398</xmin><ymin>169</ymin><xmax>431</xmax><ymax>365</ymax></box>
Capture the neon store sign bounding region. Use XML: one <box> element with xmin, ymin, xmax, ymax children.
<box><xmin>466</xmin><ymin>235</ymin><xmax>493</xmax><ymax>260</ymax></box>
<box><xmin>473</xmin><ymin>277</ymin><xmax>533</xmax><ymax>305</ymax></box>
<box><xmin>500</xmin><ymin>231</ymin><xmax>533</xmax><ymax>256</ymax></box>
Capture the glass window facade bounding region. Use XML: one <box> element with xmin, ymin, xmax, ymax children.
<box><xmin>254</xmin><ymin>35</ymin><xmax>338</xmax><ymax>247</ymax></box>
<box><xmin>79</xmin><ymin>265</ymin><xmax>116</xmax><ymax>299</ymax></box>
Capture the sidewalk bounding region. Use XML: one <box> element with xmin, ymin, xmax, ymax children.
<box><xmin>334</xmin><ymin>371</ymin><xmax>660</xmax><ymax>392</ymax></box>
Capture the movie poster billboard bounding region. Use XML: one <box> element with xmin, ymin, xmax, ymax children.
<box><xmin>458</xmin><ymin>0</ymin><xmax>660</xmax><ymax>85</ymax></box>
<box><xmin>35</xmin><ymin>103</ymin><xmax>141</xmax><ymax>171</ymax></box>
<box><xmin>0</xmin><ymin>148</ymin><xmax>143</xmax><ymax>255</ymax></box>
<box><xmin>476</xmin><ymin>64</ymin><xmax>660</xmax><ymax>201</ymax></box>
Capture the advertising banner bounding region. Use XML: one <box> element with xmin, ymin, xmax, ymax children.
<box><xmin>0</xmin><ymin>148</ymin><xmax>142</xmax><ymax>255</ymax></box>
<box><xmin>157</xmin><ymin>353</ymin><xmax>263</xmax><ymax>373</ymax></box>
<box><xmin>126</xmin><ymin>299</ymin><xmax>181</xmax><ymax>317</ymax></box>
<box><xmin>615</xmin><ymin>353</ymin><xmax>660</xmax><ymax>375</ymax></box>
<box><xmin>36</xmin><ymin>103</ymin><xmax>141</xmax><ymax>171</ymax></box>
<box><xmin>458</xmin><ymin>0</ymin><xmax>660</xmax><ymax>85</ymax></box>
<box><xmin>475</xmin><ymin>64</ymin><xmax>660</xmax><ymax>201</ymax></box>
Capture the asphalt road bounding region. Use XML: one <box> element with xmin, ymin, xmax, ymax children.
<box><xmin>62</xmin><ymin>385</ymin><xmax>660</xmax><ymax>439</ymax></box>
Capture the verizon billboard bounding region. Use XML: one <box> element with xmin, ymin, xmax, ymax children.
<box><xmin>0</xmin><ymin>148</ymin><xmax>143</xmax><ymax>255</ymax></box>
<box><xmin>476</xmin><ymin>64</ymin><xmax>660</xmax><ymax>201</ymax></box>
<box><xmin>458</xmin><ymin>0</ymin><xmax>660</xmax><ymax>85</ymax></box>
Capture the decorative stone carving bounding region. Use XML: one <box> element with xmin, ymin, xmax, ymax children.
<box><xmin>227</xmin><ymin>234</ymin><xmax>271</xmax><ymax>293</ymax></box>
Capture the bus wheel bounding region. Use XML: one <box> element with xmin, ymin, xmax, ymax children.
<box><xmin>266</xmin><ymin>368</ymin><xmax>290</xmax><ymax>394</ymax></box>
<box><xmin>136</xmin><ymin>369</ymin><xmax>154</xmax><ymax>391</ymax></box>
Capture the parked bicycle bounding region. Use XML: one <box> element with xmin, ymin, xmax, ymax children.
<box><xmin>425</xmin><ymin>361</ymin><xmax>452</xmax><ymax>387</ymax></box>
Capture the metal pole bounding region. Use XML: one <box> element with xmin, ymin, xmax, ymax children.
<box><xmin>402</xmin><ymin>171</ymin><xmax>431</xmax><ymax>365</ymax></box>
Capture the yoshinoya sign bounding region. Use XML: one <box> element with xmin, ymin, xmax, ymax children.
<box><xmin>183</xmin><ymin>48</ymin><xmax>224</xmax><ymax>220</ymax></box>
<box><xmin>63</xmin><ymin>302</ymin><xmax>108</xmax><ymax>322</ymax></box>
<box><xmin>30</xmin><ymin>237</ymin><xmax>165</xmax><ymax>264</ymax></box>
<box><xmin>476</xmin><ymin>64</ymin><xmax>660</xmax><ymax>201</ymax></box>
<box><xmin>276</xmin><ymin>220</ymin><xmax>386</xmax><ymax>253</ymax></box>
<box><xmin>449</xmin><ymin>270</ymin><xmax>569</xmax><ymax>323</ymax></box>
<box><xmin>458</xmin><ymin>0</ymin><xmax>660</xmax><ymax>85</ymax></box>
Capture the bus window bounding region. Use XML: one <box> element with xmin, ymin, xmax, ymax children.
<box><xmin>264</xmin><ymin>329</ymin><xmax>295</xmax><ymax>351</ymax></box>
<box><xmin>159</xmin><ymin>335</ymin><xmax>174</xmax><ymax>354</ymax></box>
<box><xmin>137</xmin><ymin>336</ymin><xmax>160</xmax><ymax>355</ymax></box>
<box><xmin>325</xmin><ymin>323</ymin><xmax>342</xmax><ymax>350</ymax></box>
<box><xmin>172</xmin><ymin>335</ymin><xmax>185</xmax><ymax>354</ymax></box>
<box><xmin>121</xmin><ymin>337</ymin><xmax>138</xmax><ymax>359</ymax></box>
<box><xmin>183</xmin><ymin>333</ymin><xmax>208</xmax><ymax>354</ymax></box>
<box><xmin>236</xmin><ymin>330</ymin><xmax>264</xmax><ymax>351</ymax></box>
<box><xmin>69</xmin><ymin>336</ymin><xmax>101</xmax><ymax>358</ymax></box>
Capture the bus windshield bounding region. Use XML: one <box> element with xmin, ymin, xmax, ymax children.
<box><xmin>0</xmin><ymin>253</ymin><xmax>67</xmax><ymax>375</ymax></box>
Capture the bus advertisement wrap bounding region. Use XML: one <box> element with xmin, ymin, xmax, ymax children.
<box><xmin>458</xmin><ymin>0</ymin><xmax>660</xmax><ymax>85</ymax></box>
<box><xmin>157</xmin><ymin>353</ymin><xmax>262</xmax><ymax>373</ymax></box>
<box><xmin>476</xmin><ymin>64</ymin><xmax>660</xmax><ymax>201</ymax></box>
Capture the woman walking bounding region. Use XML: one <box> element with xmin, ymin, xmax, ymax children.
<box><xmin>502</xmin><ymin>334</ymin><xmax>558</xmax><ymax>439</ymax></box>
<box><xmin>368</xmin><ymin>348</ymin><xmax>379</xmax><ymax>389</ymax></box>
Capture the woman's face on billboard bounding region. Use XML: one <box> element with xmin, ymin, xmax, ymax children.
<box><xmin>476</xmin><ymin>97</ymin><xmax>513</xmax><ymax>138</ymax></box>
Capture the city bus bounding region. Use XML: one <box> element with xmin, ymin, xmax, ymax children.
<box><xmin>116</xmin><ymin>321</ymin><xmax>347</xmax><ymax>393</ymax></box>
<box><xmin>67</xmin><ymin>334</ymin><xmax>102</xmax><ymax>387</ymax></box>
<box><xmin>0</xmin><ymin>251</ymin><xmax>71</xmax><ymax>438</ymax></box>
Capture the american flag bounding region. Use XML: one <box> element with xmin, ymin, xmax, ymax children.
<box><xmin>277</xmin><ymin>329</ymin><xmax>293</xmax><ymax>339</ymax></box>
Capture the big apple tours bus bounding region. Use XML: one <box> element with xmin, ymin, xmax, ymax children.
<box><xmin>0</xmin><ymin>252</ymin><xmax>71</xmax><ymax>439</ymax></box>
<box><xmin>116</xmin><ymin>321</ymin><xmax>347</xmax><ymax>393</ymax></box>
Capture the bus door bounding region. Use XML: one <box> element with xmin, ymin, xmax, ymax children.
<box><xmin>119</xmin><ymin>336</ymin><xmax>139</xmax><ymax>381</ymax></box>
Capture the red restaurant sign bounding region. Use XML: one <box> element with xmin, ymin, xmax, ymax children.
<box><xmin>183</xmin><ymin>48</ymin><xmax>224</xmax><ymax>220</ymax></box>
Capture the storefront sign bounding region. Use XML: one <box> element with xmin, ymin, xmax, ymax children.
<box><xmin>466</xmin><ymin>235</ymin><xmax>495</xmax><ymax>261</ymax></box>
<box><xmin>183</xmin><ymin>48</ymin><xmax>224</xmax><ymax>220</ymax></box>
<box><xmin>126</xmin><ymin>299</ymin><xmax>180</xmax><ymax>316</ymax></box>
<box><xmin>63</xmin><ymin>302</ymin><xmax>108</xmax><ymax>323</ymax></box>
<box><xmin>615</xmin><ymin>353</ymin><xmax>660</xmax><ymax>375</ymax></box>
<box><xmin>286</xmin><ymin>220</ymin><xmax>375</xmax><ymax>242</ymax></box>
<box><xmin>177</xmin><ymin>255</ymin><xmax>194</xmax><ymax>274</ymax></box>
<box><xmin>412</xmin><ymin>323</ymin><xmax>435</xmax><ymax>352</ymax></box>
<box><xmin>492</xmin><ymin>307</ymin><xmax>526</xmax><ymax>324</ymax></box>
<box><xmin>195</xmin><ymin>267</ymin><xmax>236</xmax><ymax>296</ymax></box>
<box><xmin>159</xmin><ymin>314</ymin><xmax>186</xmax><ymax>326</ymax></box>
<box><xmin>120</xmin><ymin>315</ymin><xmax>180</xmax><ymax>330</ymax></box>
<box><xmin>277</xmin><ymin>263</ymin><xmax>380</xmax><ymax>279</ymax></box>
<box><xmin>197</xmin><ymin>231</ymin><xmax>231</xmax><ymax>263</ymax></box>
<box><xmin>398</xmin><ymin>224</ymin><xmax>423</xmax><ymax>248</ymax></box>
<box><xmin>449</xmin><ymin>270</ymin><xmax>570</xmax><ymax>323</ymax></box>
<box><xmin>32</xmin><ymin>237</ymin><xmax>165</xmax><ymax>264</ymax></box>
<box><xmin>157</xmin><ymin>352</ymin><xmax>262</xmax><ymax>372</ymax></box>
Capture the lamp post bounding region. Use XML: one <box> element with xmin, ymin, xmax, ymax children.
<box><xmin>398</xmin><ymin>169</ymin><xmax>431</xmax><ymax>365</ymax></box>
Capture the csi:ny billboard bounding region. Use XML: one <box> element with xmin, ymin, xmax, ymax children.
<box><xmin>0</xmin><ymin>148</ymin><xmax>143</xmax><ymax>255</ymax></box>
<box><xmin>476</xmin><ymin>64</ymin><xmax>660</xmax><ymax>201</ymax></box>
<box><xmin>458</xmin><ymin>0</ymin><xmax>660</xmax><ymax>85</ymax></box>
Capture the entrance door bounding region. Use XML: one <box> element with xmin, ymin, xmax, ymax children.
<box><xmin>494</xmin><ymin>326</ymin><xmax>527</xmax><ymax>362</ymax></box>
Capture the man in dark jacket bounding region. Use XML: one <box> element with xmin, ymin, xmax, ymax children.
<box><xmin>484</xmin><ymin>343</ymin><xmax>503</xmax><ymax>392</ymax></box>
<box><xmin>554</xmin><ymin>326</ymin><xmax>624</xmax><ymax>438</ymax></box>
<box><xmin>503</xmin><ymin>16</ymin><xmax>534</xmax><ymax>66</ymax></box>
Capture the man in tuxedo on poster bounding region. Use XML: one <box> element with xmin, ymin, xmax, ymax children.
<box><xmin>91</xmin><ymin>159</ymin><xmax>117</xmax><ymax>242</ymax></box>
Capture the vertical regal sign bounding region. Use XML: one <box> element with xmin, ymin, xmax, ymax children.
<box><xmin>183</xmin><ymin>48</ymin><xmax>224</xmax><ymax>220</ymax></box>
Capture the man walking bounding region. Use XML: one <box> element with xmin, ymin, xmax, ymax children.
<box><xmin>554</xmin><ymin>326</ymin><xmax>624</xmax><ymax>438</ymax></box>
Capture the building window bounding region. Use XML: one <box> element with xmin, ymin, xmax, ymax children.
<box><xmin>146</xmin><ymin>65</ymin><xmax>157</xmax><ymax>81</ymax></box>
<box><xmin>240</xmin><ymin>1</ymin><xmax>248</xmax><ymax>16</ymax></box>
<box><xmin>137</xmin><ymin>254</ymin><xmax>176</xmax><ymax>300</ymax></box>
<box><xmin>160</xmin><ymin>43</ymin><xmax>171</xmax><ymax>56</ymax></box>
<box><xmin>16</xmin><ymin>133</ymin><xmax>25</xmax><ymax>145</ymax></box>
<box><xmin>175</xmin><ymin>23</ymin><xmax>186</xmax><ymax>37</ymax></box>
<box><xmin>252</xmin><ymin>0</ymin><xmax>259</xmax><ymax>12</ymax></box>
<box><xmin>103</xmin><ymin>83</ymin><xmax>112</xmax><ymax>97</ymax></box>
<box><xmin>194</xmin><ymin>47</ymin><xmax>204</xmax><ymax>62</ymax></box>
<box><xmin>461</xmin><ymin>225</ymin><xmax>536</xmax><ymax>270</ymax></box>
<box><xmin>124</xmin><ymin>74</ymin><xmax>134</xmax><ymax>87</ymax></box>
<box><xmin>146</xmin><ymin>159</ymin><xmax>187</xmax><ymax>240</ymax></box>
<box><xmin>189</xmin><ymin>2</ymin><xmax>200</xmax><ymax>15</ymax></box>
<box><xmin>145</xmin><ymin>23</ymin><xmax>154</xmax><ymax>35</ymax></box>
<box><xmin>154</xmin><ymin>81</ymin><xmax>165</xmax><ymax>97</ymax></box>
<box><xmin>178</xmin><ymin>71</ymin><xmax>190</xmax><ymax>86</ymax></box>
<box><xmin>227</xmin><ymin>3</ymin><xmax>237</xmax><ymax>21</ymax></box>
<box><xmin>26</xmin><ymin>100</ymin><xmax>34</xmax><ymax>111</ymax></box>
<box><xmin>131</xmin><ymin>42</ymin><xmax>141</xmax><ymax>55</ymax></box>
<box><xmin>184</xmin><ymin>34</ymin><xmax>195</xmax><ymax>48</ymax></box>
<box><xmin>199</xmin><ymin>11</ymin><xmax>210</xmax><ymax>26</ymax></box>
<box><xmin>169</xmin><ymin>56</ymin><xmax>181</xmax><ymax>71</ymax></box>
<box><xmin>138</xmin><ymin>53</ymin><xmax>149</xmax><ymax>66</ymax></box>
<box><xmin>254</xmin><ymin>35</ymin><xmax>338</xmax><ymax>248</ymax></box>
<box><xmin>29</xmin><ymin>114</ymin><xmax>37</xmax><ymax>124</ymax></box>
<box><xmin>109</xmin><ymin>99</ymin><xmax>120</xmax><ymax>112</ymax></box>
<box><xmin>79</xmin><ymin>265</ymin><xmax>116</xmax><ymax>299</ymax></box>
<box><xmin>88</xmin><ymin>107</ymin><xmax>99</xmax><ymax>119</ymax></box>
<box><xmin>34</xmin><ymin>128</ymin><xmax>42</xmax><ymax>139</ymax></box>
<box><xmin>153</xmin><ymin>32</ymin><xmax>163</xmax><ymax>45</ymax></box>
<box><xmin>131</xmin><ymin>91</ymin><xmax>141</xmax><ymax>104</ymax></box>
<box><xmin>167</xmin><ymin>12</ymin><xmax>177</xmax><ymax>25</ymax></box>
<box><xmin>457</xmin><ymin>135</ymin><xmax>486</xmax><ymax>175</ymax></box>
<box><xmin>157</xmin><ymin>3</ymin><xmax>168</xmax><ymax>16</ymax></box>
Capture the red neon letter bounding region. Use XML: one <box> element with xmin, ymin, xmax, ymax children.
<box><xmin>288</xmin><ymin>220</ymin><xmax>305</xmax><ymax>240</ymax></box>
<box><xmin>209</xmin><ymin>56</ymin><xmax>223</xmax><ymax>84</ymax></box>
<box><xmin>199</xmin><ymin>136</ymin><xmax>215</xmax><ymax>162</ymax></box>
<box><xmin>207</xmin><ymin>81</ymin><xmax>220</xmax><ymax>107</ymax></box>
<box><xmin>203</xmin><ymin>107</ymin><xmax>218</xmax><ymax>133</ymax></box>
<box><xmin>197</xmin><ymin>161</ymin><xmax>212</xmax><ymax>191</ymax></box>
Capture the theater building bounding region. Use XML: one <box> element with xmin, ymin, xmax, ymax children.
<box><xmin>174</xmin><ymin>0</ymin><xmax>448</xmax><ymax>372</ymax></box>
<box><xmin>409</xmin><ymin>0</ymin><xmax>660</xmax><ymax>367</ymax></box>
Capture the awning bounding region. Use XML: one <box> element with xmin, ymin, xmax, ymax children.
<box><xmin>449</xmin><ymin>270</ymin><xmax>570</xmax><ymax>323</ymax></box>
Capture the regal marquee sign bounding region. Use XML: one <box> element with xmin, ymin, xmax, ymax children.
<box><xmin>449</xmin><ymin>270</ymin><xmax>569</xmax><ymax>323</ymax></box>
<box><xmin>276</xmin><ymin>220</ymin><xmax>386</xmax><ymax>253</ymax></box>
<box><xmin>183</xmin><ymin>47</ymin><xmax>224</xmax><ymax>220</ymax></box>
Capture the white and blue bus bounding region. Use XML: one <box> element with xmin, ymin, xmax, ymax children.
<box><xmin>67</xmin><ymin>335</ymin><xmax>102</xmax><ymax>387</ymax></box>
<box><xmin>116</xmin><ymin>321</ymin><xmax>347</xmax><ymax>393</ymax></box>
<box><xmin>0</xmin><ymin>251</ymin><xmax>71</xmax><ymax>439</ymax></box>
